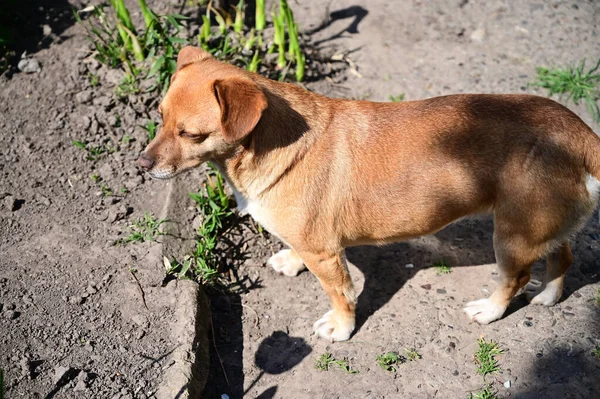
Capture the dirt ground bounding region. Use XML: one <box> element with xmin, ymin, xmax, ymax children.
<box><xmin>0</xmin><ymin>0</ymin><xmax>599</xmax><ymax>399</ymax></box>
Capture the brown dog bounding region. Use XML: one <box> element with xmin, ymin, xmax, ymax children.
<box><xmin>139</xmin><ymin>46</ymin><xmax>600</xmax><ymax>342</ymax></box>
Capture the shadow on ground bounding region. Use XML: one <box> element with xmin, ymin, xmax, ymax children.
<box><xmin>1</xmin><ymin>0</ymin><xmax>77</xmax><ymax>72</ymax></box>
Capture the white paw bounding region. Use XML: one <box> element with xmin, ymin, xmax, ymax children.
<box><xmin>267</xmin><ymin>249</ymin><xmax>306</xmax><ymax>277</ymax></box>
<box><xmin>313</xmin><ymin>310</ymin><xmax>355</xmax><ymax>342</ymax></box>
<box><xmin>525</xmin><ymin>281</ymin><xmax>561</xmax><ymax>306</ymax></box>
<box><xmin>463</xmin><ymin>298</ymin><xmax>506</xmax><ymax>325</ymax></box>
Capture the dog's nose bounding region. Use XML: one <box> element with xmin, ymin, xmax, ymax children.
<box><xmin>138</xmin><ymin>152</ymin><xmax>155</xmax><ymax>170</ymax></box>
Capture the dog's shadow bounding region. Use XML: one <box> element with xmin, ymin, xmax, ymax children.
<box><xmin>347</xmin><ymin>214</ymin><xmax>600</xmax><ymax>333</ymax></box>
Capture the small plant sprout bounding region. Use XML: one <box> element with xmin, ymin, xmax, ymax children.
<box><xmin>474</xmin><ymin>337</ymin><xmax>504</xmax><ymax>378</ymax></box>
<box><xmin>87</xmin><ymin>72</ymin><xmax>100</xmax><ymax>87</ymax></box>
<box><xmin>121</xmin><ymin>134</ymin><xmax>133</xmax><ymax>144</ymax></box>
<box><xmin>433</xmin><ymin>260</ymin><xmax>452</xmax><ymax>275</ymax></box>
<box><xmin>100</xmin><ymin>183</ymin><xmax>113</xmax><ymax>197</ymax></box>
<box><xmin>119</xmin><ymin>212</ymin><xmax>167</xmax><ymax>244</ymax></box>
<box><xmin>593</xmin><ymin>344</ymin><xmax>600</xmax><ymax>358</ymax></box>
<box><xmin>314</xmin><ymin>353</ymin><xmax>358</xmax><ymax>374</ymax></box>
<box><xmin>255</xmin><ymin>0</ymin><xmax>266</xmax><ymax>31</ymax></box>
<box><xmin>404</xmin><ymin>347</ymin><xmax>421</xmax><ymax>361</ymax></box>
<box><xmin>72</xmin><ymin>140</ymin><xmax>110</xmax><ymax>161</ymax></box>
<box><xmin>141</xmin><ymin>120</ymin><xmax>158</xmax><ymax>141</ymax></box>
<box><xmin>376</xmin><ymin>351</ymin><xmax>404</xmax><ymax>372</ymax></box>
<box><xmin>389</xmin><ymin>93</ymin><xmax>405</xmax><ymax>102</ymax></box>
<box><xmin>532</xmin><ymin>59</ymin><xmax>600</xmax><ymax>124</ymax></box>
<box><xmin>468</xmin><ymin>385</ymin><xmax>501</xmax><ymax>399</ymax></box>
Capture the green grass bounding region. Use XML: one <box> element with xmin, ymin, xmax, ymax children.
<box><xmin>72</xmin><ymin>140</ymin><xmax>113</xmax><ymax>161</ymax></box>
<box><xmin>76</xmin><ymin>0</ymin><xmax>188</xmax><ymax>94</ymax></box>
<box><xmin>595</xmin><ymin>288</ymin><xmax>600</xmax><ymax>305</ymax></box>
<box><xmin>87</xmin><ymin>72</ymin><xmax>100</xmax><ymax>87</ymax></box>
<box><xmin>474</xmin><ymin>338</ymin><xmax>504</xmax><ymax>378</ymax></box>
<box><xmin>593</xmin><ymin>344</ymin><xmax>600</xmax><ymax>358</ymax></box>
<box><xmin>468</xmin><ymin>385</ymin><xmax>501</xmax><ymax>399</ymax></box>
<box><xmin>141</xmin><ymin>120</ymin><xmax>158</xmax><ymax>141</ymax></box>
<box><xmin>115</xmin><ymin>75</ymin><xmax>140</xmax><ymax>99</ymax></box>
<box><xmin>532</xmin><ymin>59</ymin><xmax>600</xmax><ymax>124</ymax></box>
<box><xmin>166</xmin><ymin>168</ymin><xmax>235</xmax><ymax>285</ymax></box>
<box><xmin>376</xmin><ymin>351</ymin><xmax>404</xmax><ymax>372</ymax></box>
<box><xmin>314</xmin><ymin>353</ymin><xmax>358</xmax><ymax>374</ymax></box>
<box><xmin>404</xmin><ymin>347</ymin><xmax>421</xmax><ymax>361</ymax></box>
<box><xmin>119</xmin><ymin>212</ymin><xmax>167</xmax><ymax>244</ymax></box>
<box><xmin>388</xmin><ymin>93</ymin><xmax>405</xmax><ymax>102</ymax></box>
<box><xmin>433</xmin><ymin>260</ymin><xmax>452</xmax><ymax>275</ymax></box>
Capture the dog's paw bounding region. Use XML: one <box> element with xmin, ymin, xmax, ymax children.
<box><xmin>313</xmin><ymin>310</ymin><xmax>355</xmax><ymax>342</ymax></box>
<box><xmin>267</xmin><ymin>249</ymin><xmax>306</xmax><ymax>277</ymax></box>
<box><xmin>524</xmin><ymin>280</ymin><xmax>561</xmax><ymax>306</ymax></box>
<box><xmin>463</xmin><ymin>298</ymin><xmax>505</xmax><ymax>325</ymax></box>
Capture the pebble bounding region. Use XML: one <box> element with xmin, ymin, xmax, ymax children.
<box><xmin>18</xmin><ymin>57</ymin><xmax>41</xmax><ymax>73</ymax></box>
<box><xmin>504</xmin><ymin>380</ymin><xmax>511</xmax><ymax>389</ymax></box>
<box><xmin>221</xmin><ymin>394</ymin><xmax>230</xmax><ymax>399</ymax></box>
<box><xmin>436</xmin><ymin>288</ymin><xmax>447</xmax><ymax>294</ymax></box>
<box><xmin>420</xmin><ymin>284</ymin><xmax>432</xmax><ymax>290</ymax></box>
<box><xmin>75</xmin><ymin>90</ymin><xmax>93</xmax><ymax>104</ymax></box>
<box><xmin>405</xmin><ymin>263</ymin><xmax>414</xmax><ymax>269</ymax></box>
<box><xmin>470</xmin><ymin>27</ymin><xmax>486</xmax><ymax>42</ymax></box>
<box><xmin>69</xmin><ymin>296</ymin><xmax>85</xmax><ymax>305</ymax></box>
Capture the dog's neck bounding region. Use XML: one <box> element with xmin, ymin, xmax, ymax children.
<box><xmin>214</xmin><ymin>83</ymin><xmax>329</xmax><ymax>201</ymax></box>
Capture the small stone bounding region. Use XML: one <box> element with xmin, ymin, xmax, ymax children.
<box><xmin>436</xmin><ymin>289</ymin><xmax>447</xmax><ymax>294</ymax></box>
<box><xmin>452</xmin><ymin>370</ymin><xmax>459</xmax><ymax>376</ymax></box>
<box><xmin>504</xmin><ymin>380</ymin><xmax>511</xmax><ymax>389</ymax></box>
<box><xmin>69</xmin><ymin>296</ymin><xmax>85</xmax><ymax>305</ymax></box>
<box><xmin>405</xmin><ymin>263</ymin><xmax>414</xmax><ymax>269</ymax></box>
<box><xmin>221</xmin><ymin>394</ymin><xmax>230</xmax><ymax>399</ymax></box>
<box><xmin>75</xmin><ymin>90</ymin><xmax>93</xmax><ymax>104</ymax></box>
<box><xmin>523</xmin><ymin>320</ymin><xmax>533</xmax><ymax>327</ymax></box>
<box><xmin>86</xmin><ymin>285</ymin><xmax>97</xmax><ymax>295</ymax></box>
<box><xmin>470</xmin><ymin>27</ymin><xmax>486</xmax><ymax>42</ymax></box>
<box><xmin>421</xmin><ymin>284</ymin><xmax>432</xmax><ymax>290</ymax></box>
<box><xmin>18</xmin><ymin>57</ymin><xmax>41</xmax><ymax>73</ymax></box>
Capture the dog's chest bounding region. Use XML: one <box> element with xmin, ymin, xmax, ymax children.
<box><xmin>231</xmin><ymin>187</ymin><xmax>281</xmax><ymax>239</ymax></box>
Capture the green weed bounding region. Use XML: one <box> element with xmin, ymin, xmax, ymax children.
<box><xmin>72</xmin><ymin>140</ymin><xmax>112</xmax><ymax>161</ymax></box>
<box><xmin>100</xmin><ymin>183</ymin><xmax>113</xmax><ymax>197</ymax></box>
<box><xmin>532</xmin><ymin>59</ymin><xmax>600</xmax><ymax>123</ymax></box>
<box><xmin>91</xmin><ymin>173</ymin><xmax>100</xmax><ymax>182</ymax></box>
<box><xmin>433</xmin><ymin>260</ymin><xmax>452</xmax><ymax>275</ymax></box>
<box><xmin>376</xmin><ymin>351</ymin><xmax>405</xmax><ymax>372</ymax></box>
<box><xmin>474</xmin><ymin>338</ymin><xmax>504</xmax><ymax>378</ymax></box>
<box><xmin>87</xmin><ymin>72</ymin><xmax>100</xmax><ymax>87</ymax></box>
<box><xmin>166</xmin><ymin>168</ymin><xmax>235</xmax><ymax>285</ymax></box>
<box><xmin>141</xmin><ymin>120</ymin><xmax>158</xmax><ymax>141</ymax></box>
<box><xmin>468</xmin><ymin>385</ymin><xmax>501</xmax><ymax>399</ymax></box>
<box><xmin>592</xmin><ymin>344</ymin><xmax>600</xmax><ymax>358</ymax></box>
<box><xmin>314</xmin><ymin>353</ymin><xmax>358</xmax><ymax>374</ymax></box>
<box><xmin>115</xmin><ymin>75</ymin><xmax>140</xmax><ymax>98</ymax></box>
<box><xmin>404</xmin><ymin>347</ymin><xmax>421</xmax><ymax>361</ymax></box>
<box><xmin>121</xmin><ymin>134</ymin><xmax>133</xmax><ymax>144</ymax></box>
<box><xmin>119</xmin><ymin>212</ymin><xmax>167</xmax><ymax>244</ymax></box>
<box><xmin>76</xmin><ymin>0</ymin><xmax>188</xmax><ymax>94</ymax></box>
<box><xmin>389</xmin><ymin>93</ymin><xmax>405</xmax><ymax>102</ymax></box>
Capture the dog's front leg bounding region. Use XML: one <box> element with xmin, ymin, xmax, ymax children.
<box><xmin>297</xmin><ymin>249</ymin><xmax>356</xmax><ymax>342</ymax></box>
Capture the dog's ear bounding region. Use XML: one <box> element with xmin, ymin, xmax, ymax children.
<box><xmin>213</xmin><ymin>78</ymin><xmax>268</xmax><ymax>143</ymax></box>
<box><xmin>177</xmin><ymin>46</ymin><xmax>212</xmax><ymax>70</ymax></box>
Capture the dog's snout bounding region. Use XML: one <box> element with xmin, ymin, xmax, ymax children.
<box><xmin>138</xmin><ymin>152</ymin><xmax>155</xmax><ymax>171</ymax></box>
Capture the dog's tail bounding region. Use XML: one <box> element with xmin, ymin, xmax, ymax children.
<box><xmin>581</xmin><ymin>127</ymin><xmax>600</xmax><ymax>182</ymax></box>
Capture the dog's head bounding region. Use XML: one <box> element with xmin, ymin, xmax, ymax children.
<box><xmin>138</xmin><ymin>46</ymin><xmax>268</xmax><ymax>179</ymax></box>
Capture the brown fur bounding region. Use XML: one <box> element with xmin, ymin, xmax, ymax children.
<box><xmin>140</xmin><ymin>46</ymin><xmax>600</xmax><ymax>341</ymax></box>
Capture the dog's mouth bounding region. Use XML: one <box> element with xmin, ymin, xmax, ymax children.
<box><xmin>148</xmin><ymin>169</ymin><xmax>177</xmax><ymax>180</ymax></box>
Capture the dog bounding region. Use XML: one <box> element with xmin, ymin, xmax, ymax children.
<box><xmin>139</xmin><ymin>46</ymin><xmax>600</xmax><ymax>342</ymax></box>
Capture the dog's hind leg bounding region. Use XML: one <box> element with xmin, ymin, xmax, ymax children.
<box><xmin>297</xmin><ymin>249</ymin><xmax>356</xmax><ymax>342</ymax></box>
<box><xmin>525</xmin><ymin>241</ymin><xmax>573</xmax><ymax>306</ymax></box>
<box><xmin>464</xmin><ymin>225</ymin><xmax>540</xmax><ymax>324</ymax></box>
